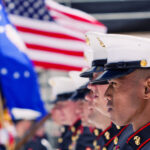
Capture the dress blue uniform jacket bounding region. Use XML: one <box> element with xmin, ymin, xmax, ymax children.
<box><xmin>58</xmin><ymin>119</ymin><xmax>82</xmax><ymax>150</ymax></box>
<box><xmin>75</xmin><ymin>127</ymin><xmax>96</xmax><ymax>150</ymax></box>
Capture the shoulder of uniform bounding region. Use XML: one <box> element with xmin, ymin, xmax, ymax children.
<box><xmin>127</xmin><ymin>122</ymin><xmax>150</xmax><ymax>150</ymax></box>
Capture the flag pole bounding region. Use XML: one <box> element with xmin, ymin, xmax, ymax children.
<box><xmin>14</xmin><ymin>113</ymin><xmax>51</xmax><ymax>150</ymax></box>
<box><xmin>0</xmin><ymin>91</ymin><xmax>10</xmax><ymax>150</ymax></box>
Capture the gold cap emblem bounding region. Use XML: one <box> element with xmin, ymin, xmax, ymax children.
<box><xmin>85</xmin><ymin>35</ymin><xmax>90</xmax><ymax>46</ymax></box>
<box><xmin>94</xmin><ymin>129</ymin><xmax>99</xmax><ymax>136</ymax></box>
<box><xmin>140</xmin><ymin>60</ymin><xmax>147</xmax><ymax>67</ymax></box>
<box><xmin>134</xmin><ymin>136</ymin><xmax>141</xmax><ymax>146</ymax></box>
<box><xmin>58</xmin><ymin>138</ymin><xmax>63</xmax><ymax>143</ymax></box>
<box><xmin>71</xmin><ymin>126</ymin><xmax>76</xmax><ymax>132</ymax></box>
<box><xmin>114</xmin><ymin>136</ymin><xmax>118</xmax><ymax>145</ymax></box>
<box><xmin>104</xmin><ymin>131</ymin><xmax>110</xmax><ymax>140</ymax></box>
<box><xmin>97</xmin><ymin>37</ymin><xmax>106</xmax><ymax>47</ymax></box>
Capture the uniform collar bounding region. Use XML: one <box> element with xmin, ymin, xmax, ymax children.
<box><xmin>69</xmin><ymin>119</ymin><xmax>82</xmax><ymax>133</ymax></box>
<box><xmin>102</xmin><ymin>123</ymin><xmax>127</xmax><ymax>147</ymax></box>
<box><xmin>96</xmin><ymin>123</ymin><xmax>128</xmax><ymax>149</ymax></box>
<box><xmin>127</xmin><ymin>122</ymin><xmax>150</xmax><ymax>150</ymax></box>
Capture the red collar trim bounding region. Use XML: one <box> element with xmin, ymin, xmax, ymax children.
<box><xmin>69</xmin><ymin>118</ymin><xmax>81</xmax><ymax>130</ymax></box>
<box><xmin>137</xmin><ymin>138</ymin><xmax>150</xmax><ymax>150</ymax></box>
<box><xmin>89</xmin><ymin>127</ymin><xmax>96</xmax><ymax>133</ymax></box>
<box><xmin>72</xmin><ymin>118</ymin><xmax>81</xmax><ymax>126</ymax></box>
<box><xmin>73</xmin><ymin>124</ymin><xmax>83</xmax><ymax>135</ymax></box>
<box><xmin>127</xmin><ymin>122</ymin><xmax>150</xmax><ymax>143</ymax></box>
<box><xmin>116</xmin><ymin>125</ymin><xmax>129</xmax><ymax>137</ymax></box>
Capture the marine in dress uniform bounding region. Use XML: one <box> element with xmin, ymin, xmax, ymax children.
<box><xmin>69</xmin><ymin>72</ymin><xmax>96</xmax><ymax>150</ymax></box>
<box><xmin>80</xmin><ymin>32</ymin><xmax>134</xmax><ymax>150</ymax></box>
<box><xmin>91</xmin><ymin>33</ymin><xmax>150</xmax><ymax>149</ymax></box>
<box><xmin>49</xmin><ymin>77</ymin><xmax>85</xmax><ymax>150</ymax></box>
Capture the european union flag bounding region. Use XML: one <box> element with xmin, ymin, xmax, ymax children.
<box><xmin>0</xmin><ymin>1</ymin><xmax>47</xmax><ymax>119</ymax></box>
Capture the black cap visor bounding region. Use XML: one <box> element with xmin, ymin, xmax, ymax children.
<box><xmin>80</xmin><ymin>66</ymin><xmax>104</xmax><ymax>78</ymax></box>
<box><xmin>80</xmin><ymin>67</ymin><xmax>95</xmax><ymax>78</ymax></box>
<box><xmin>91</xmin><ymin>68</ymin><xmax>135</xmax><ymax>84</ymax></box>
<box><xmin>70</xmin><ymin>88</ymin><xmax>90</xmax><ymax>101</ymax></box>
<box><xmin>49</xmin><ymin>92</ymin><xmax>74</xmax><ymax>104</ymax></box>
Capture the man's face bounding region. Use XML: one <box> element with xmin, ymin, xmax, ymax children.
<box><xmin>85</xmin><ymin>91</ymin><xmax>95</xmax><ymax>110</ymax></box>
<box><xmin>79</xmin><ymin>100</ymin><xmax>93</xmax><ymax>126</ymax></box>
<box><xmin>51</xmin><ymin>105</ymin><xmax>64</xmax><ymax>125</ymax></box>
<box><xmin>59</xmin><ymin>100</ymin><xmax>79</xmax><ymax>125</ymax></box>
<box><xmin>105</xmin><ymin>70</ymin><xmax>146</xmax><ymax>126</ymax></box>
<box><xmin>51</xmin><ymin>101</ymin><xmax>79</xmax><ymax>125</ymax></box>
<box><xmin>87</xmin><ymin>72</ymin><xmax>109</xmax><ymax>117</ymax></box>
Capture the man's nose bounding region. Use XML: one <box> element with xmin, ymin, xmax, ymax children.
<box><xmin>85</xmin><ymin>91</ymin><xmax>93</xmax><ymax>102</ymax></box>
<box><xmin>87</xmin><ymin>82</ymin><xmax>96</xmax><ymax>91</ymax></box>
<box><xmin>104</xmin><ymin>84</ymin><xmax>112</xmax><ymax>101</ymax></box>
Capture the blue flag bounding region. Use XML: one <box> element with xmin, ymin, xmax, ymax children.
<box><xmin>0</xmin><ymin>1</ymin><xmax>47</xmax><ymax>119</ymax></box>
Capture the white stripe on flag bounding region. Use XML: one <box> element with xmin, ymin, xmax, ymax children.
<box><xmin>26</xmin><ymin>49</ymin><xmax>87</xmax><ymax>67</ymax></box>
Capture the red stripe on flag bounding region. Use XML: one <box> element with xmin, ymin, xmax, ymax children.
<box><xmin>15</xmin><ymin>26</ymin><xmax>84</xmax><ymax>42</ymax></box>
<box><xmin>25</xmin><ymin>43</ymin><xmax>84</xmax><ymax>57</ymax></box>
<box><xmin>33</xmin><ymin>61</ymin><xmax>83</xmax><ymax>71</ymax></box>
<box><xmin>47</xmin><ymin>6</ymin><xmax>104</xmax><ymax>26</ymax></box>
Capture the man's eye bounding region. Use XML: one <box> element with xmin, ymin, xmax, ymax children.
<box><xmin>110</xmin><ymin>82</ymin><xmax>117</xmax><ymax>86</ymax></box>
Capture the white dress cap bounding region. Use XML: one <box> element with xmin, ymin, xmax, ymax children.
<box><xmin>85</xmin><ymin>32</ymin><xmax>107</xmax><ymax>63</ymax></box>
<box><xmin>92</xmin><ymin>33</ymin><xmax>150</xmax><ymax>67</ymax></box>
<box><xmin>83</xmin><ymin>46</ymin><xmax>93</xmax><ymax>67</ymax></box>
<box><xmin>11</xmin><ymin>108</ymin><xmax>41</xmax><ymax>120</ymax></box>
<box><xmin>48</xmin><ymin>76</ymin><xmax>76</xmax><ymax>100</ymax></box>
<box><xmin>69</xmin><ymin>71</ymin><xmax>89</xmax><ymax>89</ymax></box>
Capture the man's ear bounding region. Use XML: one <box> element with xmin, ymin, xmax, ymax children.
<box><xmin>144</xmin><ymin>78</ymin><xmax>150</xmax><ymax>99</ymax></box>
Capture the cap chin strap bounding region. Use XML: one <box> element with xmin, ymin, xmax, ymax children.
<box><xmin>105</xmin><ymin>61</ymin><xmax>141</xmax><ymax>70</ymax></box>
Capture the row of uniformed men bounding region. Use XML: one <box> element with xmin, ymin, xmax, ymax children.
<box><xmin>50</xmin><ymin>32</ymin><xmax>150</xmax><ymax>150</ymax></box>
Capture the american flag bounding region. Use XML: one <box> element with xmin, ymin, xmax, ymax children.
<box><xmin>46</xmin><ymin>0</ymin><xmax>107</xmax><ymax>34</ymax></box>
<box><xmin>3</xmin><ymin>0</ymin><xmax>107</xmax><ymax>71</ymax></box>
